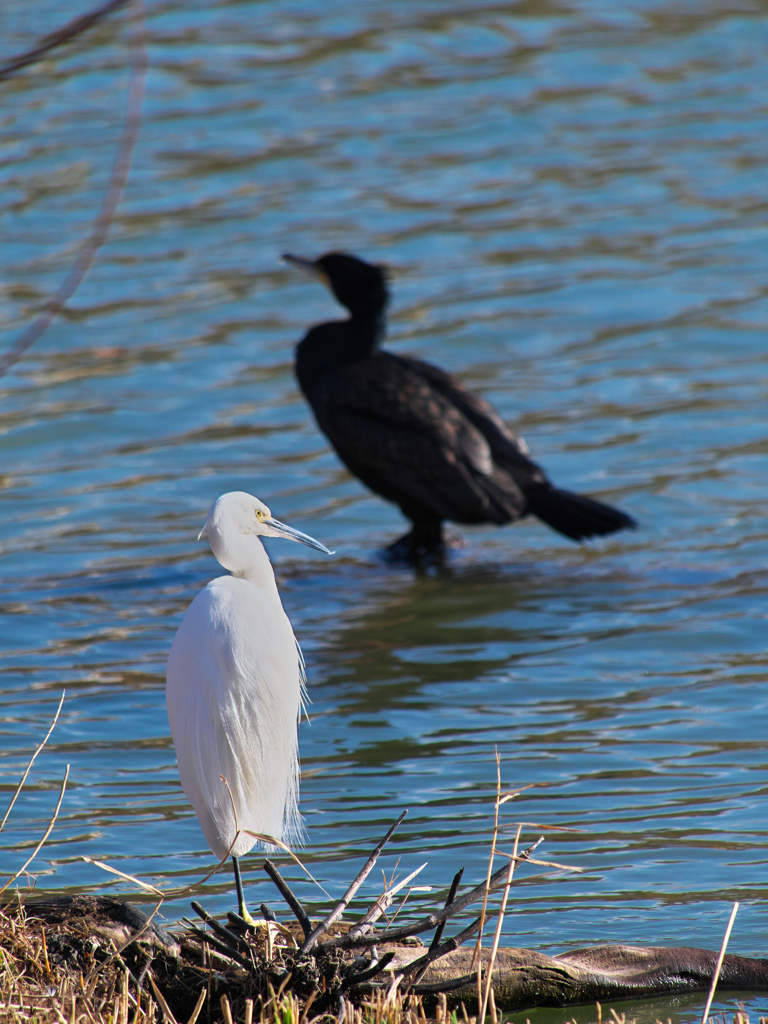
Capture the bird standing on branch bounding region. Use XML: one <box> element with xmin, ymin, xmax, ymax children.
<box><xmin>166</xmin><ymin>491</ymin><xmax>332</xmax><ymax>923</ymax></box>
<box><xmin>285</xmin><ymin>251</ymin><xmax>636</xmax><ymax>562</ymax></box>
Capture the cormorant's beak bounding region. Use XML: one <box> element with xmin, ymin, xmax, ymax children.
<box><xmin>264</xmin><ymin>516</ymin><xmax>334</xmax><ymax>555</ymax></box>
<box><xmin>282</xmin><ymin>253</ymin><xmax>330</xmax><ymax>290</ymax></box>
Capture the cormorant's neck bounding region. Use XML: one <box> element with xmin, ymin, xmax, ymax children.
<box><xmin>295</xmin><ymin>310</ymin><xmax>387</xmax><ymax>385</ymax></box>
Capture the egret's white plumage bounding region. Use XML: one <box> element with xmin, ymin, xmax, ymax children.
<box><xmin>166</xmin><ymin>492</ymin><xmax>331</xmax><ymax>884</ymax></box>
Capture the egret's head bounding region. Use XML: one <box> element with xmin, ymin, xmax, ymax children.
<box><xmin>283</xmin><ymin>251</ymin><xmax>389</xmax><ymax>318</ymax></box>
<box><xmin>200</xmin><ymin>491</ymin><xmax>332</xmax><ymax>574</ymax></box>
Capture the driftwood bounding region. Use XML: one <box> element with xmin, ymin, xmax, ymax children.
<box><xmin>7</xmin><ymin>818</ymin><xmax>768</xmax><ymax>1016</ymax></box>
<box><xmin>365</xmin><ymin>942</ymin><xmax>768</xmax><ymax>1011</ymax></box>
<box><xmin>11</xmin><ymin>893</ymin><xmax>768</xmax><ymax>1016</ymax></box>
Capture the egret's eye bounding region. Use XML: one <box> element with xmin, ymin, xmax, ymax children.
<box><xmin>255</xmin><ymin>508</ymin><xmax>267</xmax><ymax>522</ymax></box>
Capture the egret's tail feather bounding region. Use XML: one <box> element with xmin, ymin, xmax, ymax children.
<box><xmin>526</xmin><ymin>487</ymin><xmax>636</xmax><ymax>542</ymax></box>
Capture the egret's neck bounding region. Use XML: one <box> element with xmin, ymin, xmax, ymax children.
<box><xmin>212</xmin><ymin>534</ymin><xmax>280</xmax><ymax>596</ymax></box>
<box><xmin>235</xmin><ymin>538</ymin><xmax>278</xmax><ymax>589</ymax></box>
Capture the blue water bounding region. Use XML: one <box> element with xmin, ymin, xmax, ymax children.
<box><xmin>2</xmin><ymin>1</ymin><xmax>768</xmax><ymax>1019</ymax></box>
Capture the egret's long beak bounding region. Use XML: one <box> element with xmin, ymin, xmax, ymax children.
<box><xmin>265</xmin><ymin>516</ymin><xmax>334</xmax><ymax>555</ymax></box>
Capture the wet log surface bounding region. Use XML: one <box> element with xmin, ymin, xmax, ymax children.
<box><xmin>373</xmin><ymin>942</ymin><xmax>768</xmax><ymax>1010</ymax></box>
<box><xmin>7</xmin><ymin>895</ymin><xmax>768</xmax><ymax>1015</ymax></box>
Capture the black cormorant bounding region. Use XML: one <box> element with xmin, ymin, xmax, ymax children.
<box><xmin>285</xmin><ymin>251</ymin><xmax>636</xmax><ymax>562</ymax></box>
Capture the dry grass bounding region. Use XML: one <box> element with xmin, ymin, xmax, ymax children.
<box><xmin>0</xmin><ymin>898</ymin><xmax>127</xmax><ymax>1024</ymax></box>
<box><xmin>0</xmin><ymin>901</ymin><xmax>438</xmax><ymax>1024</ymax></box>
<box><xmin>3</xmin><ymin>713</ymin><xmax>742</xmax><ymax>1024</ymax></box>
<box><xmin>0</xmin><ymin>710</ymin><xmax>556</xmax><ymax>1024</ymax></box>
<box><xmin>1</xmin><ymin>893</ymin><xmax>765</xmax><ymax>1024</ymax></box>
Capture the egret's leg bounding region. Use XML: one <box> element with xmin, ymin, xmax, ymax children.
<box><xmin>232</xmin><ymin>856</ymin><xmax>257</xmax><ymax>926</ymax></box>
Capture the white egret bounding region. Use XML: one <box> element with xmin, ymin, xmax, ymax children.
<box><xmin>166</xmin><ymin>491</ymin><xmax>332</xmax><ymax>923</ymax></box>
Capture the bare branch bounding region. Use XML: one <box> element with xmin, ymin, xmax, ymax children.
<box><xmin>0</xmin><ymin>0</ymin><xmax>130</xmax><ymax>81</ymax></box>
<box><xmin>348</xmin><ymin>862</ymin><xmax>428</xmax><ymax>938</ymax></box>
<box><xmin>0</xmin><ymin>764</ymin><xmax>70</xmax><ymax>895</ymax></box>
<box><xmin>298</xmin><ymin>810</ymin><xmax>407</xmax><ymax>954</ymax></box>
<box><xmin>317</xmin><ymin>837</ymin><xmax>543</xmax><ymax>953</ymax></box>
<box><xmin>341</xmin><ymin>951</ymin><xmax>396</xmax><ymax>990</ymax></box>
<box><xmin>190</xmin><ymin>901</ymin><xmax>251</xmax><ymax>955</ymax></box>
<box><xmin>403</xmin><ymin>917</ymin><xmax>483</xmax><ymax>982</ymax></box>
<box><xmin>263</xmin><ymin>860</ymin><xmax>312</xmax><ymax>939</ymax></box>
<box><xmin>182</xmin><ymin>920</ymin><xmax>251</xmax><ymax>969</ymax></box>
<box><xmin>0</xmin><ymin>0</ymin><xmax>146</xmax><ymax>379</ymax></box>
<box><xmin>429</xmin><ymin>868</ymin><xmax>463</xmax><ymax>953</ymax></box>
<box><xmin>1</xmin><ymin>691</ymin><xmax>65</xmax><ymax>831</ymax></box>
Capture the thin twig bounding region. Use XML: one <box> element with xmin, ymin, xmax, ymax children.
<box><xmin>243</xmin><ymin>831</ymin><xmax>332</xmax><ymax>899</ymax></box>
<box><xmin>700</xmin><ymin>902</ymin><xmax>739</xmax><ymax>1024</ymax></box>
<box><xmin>317</xmin><ymin>837</ymin><xmax>542</xmax><ymax>953</ymax></box>
<box><xmin>81</xmin><ymin>857</ymin><xmax>164</xmax><ymax>896</ymax></box>
<box><xmin>299</xmin><ymin>811</ymin><xmax>408</xmax><ymax>954</ymax></box>
<box><xmin>491</xmin><ymin>849</ymin><xmax>582</xmax><ymax>872</ymax></box>
<box><xmin>0</xmin><ymin>0</ymin><xmax>146</xmax><ymax>379</ymax></box>
<box><xmin>1</xmin><ymin>691</ymin><xmax>65</xmax><ymax>831</ymax></box>
<box><xmin>85</xmin><ymin>821</ymin><xmax>309</xmax><ymax>904</ymax></box>
<box><xmin>148</xmin><ymin>974</ymin><xmax>179</xmax><ymax>1024</ymax></box>
<box><xmin>341</xmin><ymin>951</ymin><xmax>396</xmax><ymax>990</ymax></box>
<box><xmin>430</xmin><ymin>868</ymin><xmax>464</xmax><ymax>953</ymax></box>
<box><xmin>190</xmin><ymin>901</ymin><xmax>250</xmax><ymax>953</ymax></box>
<box><xmin>473</xmin><ymin>751</ymin><xmax>502</xmax><ymax>986</ymax></box>
<box><xmin>263</xmin><ymin>860</ymin><xmax>313</xmax><ymax>939</ymax></box>
<box><xmin>405</xmin><ymin>867</ymin><xmax>465</xmax><ymax>993</ymax></box>
<box><xmin>403</xmin><ymin>917</ymin><xmax>483</xmax><ymax>983</ymax></box>
<box><xmin>0</xmin><ymin>764</ymin><xmax>70</xmax><ymax>895</ymax></box>
<box><xmin>182</xmin><ymin>920</ymin><xmax>251</xmax><ymax>968</ymax></box>
<box><xmin>348</xmin><ymin>862</ymin><xmax>428</xmax><ymax>937</ymax></box>
<box><xmin>0</xmin><ymin>0</ymin><xmax>130</xmax><ymax>81</ymax></box>
<box><xmin>479</xmin><ymin>823</ymin><xmax>521</xmax><ymax>1024</ymax></box>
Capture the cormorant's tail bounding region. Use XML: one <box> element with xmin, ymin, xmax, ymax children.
<box><xmin>526</xmin><ymin>487</ymin><xmax>636</xmax><ymax>542</ymax></box>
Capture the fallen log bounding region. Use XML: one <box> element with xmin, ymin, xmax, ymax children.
<box><xmin>4</xmin><ymin>817</ymin><xmax>766</xmax><ymax>1019</ymax></box>
<box><xmin>368</xmin><ymin>942</ymin><xmax>768</xmax><ymax>1011</ymax></box>
<box><xmin>7</xmin><ymin>894</ymin><xmax>768</xmax><ymax>1017</ymax></box>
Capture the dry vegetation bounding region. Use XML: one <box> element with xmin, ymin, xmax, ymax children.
<box><xmin>0</xmin><ymin>717</ymin><xmax>552</xmax><ymax>1024</ymax></box>
<box><xmin>1</xmin><ymin>711</ymin><xmax>762</xmax><ymax>1024</ymax></box>
<box><xmin>1</xmin><ymin>895</ymin><xmax>767</xmax><ymax>1024</ymax></box>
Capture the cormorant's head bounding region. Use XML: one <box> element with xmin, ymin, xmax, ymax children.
<box><xmin>283</xmin><ymin>251</ymin><xmax>389</xmax><ymax>318</ymax></box>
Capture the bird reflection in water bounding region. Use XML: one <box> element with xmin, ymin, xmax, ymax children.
<box><xmin>285</xmin><ymin>251</ymin><xmax>635</xmax><ymax>564</ymax></box>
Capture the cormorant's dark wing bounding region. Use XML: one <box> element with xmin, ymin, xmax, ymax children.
<box><xmin>395</xmin><ymin>354</ymin><xmax>636</xmax><ymax>540</ymax></box>
<box><xmin>391</xmin><ymin>353</ymin><xmax>547</xmax><ymax>486</ymax></box>
<box><xmin>309</xmin><ymin>352</ymin><xmax>528</xmax><ymax>524</ymax></box>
